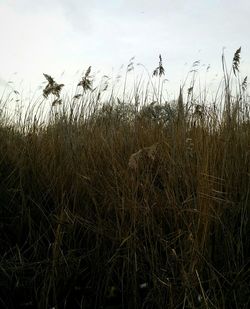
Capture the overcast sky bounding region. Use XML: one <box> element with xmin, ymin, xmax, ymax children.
<box><xmin>0</xmin><ymin>0</ymin><xmax>250</xmax><ymax>98</ymax></box>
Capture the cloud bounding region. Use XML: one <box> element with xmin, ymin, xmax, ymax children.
<box><xmin>0</xmin><ymin>2</ymin><xmax>77</xmax><ymax>81</ymax></box>
<box><xmin>0</xmin><ymin>0</ymin><xmax>249</xmax><ymax>97</ymax></box>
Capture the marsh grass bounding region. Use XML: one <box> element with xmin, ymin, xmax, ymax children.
<box><xmin>0</xmin><ymin>50</ymin><xmax>249</xmax><ymax>308</ymax></box>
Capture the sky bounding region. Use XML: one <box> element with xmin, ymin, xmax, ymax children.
<box><xmin>0</xmin><ymin>0</ymin><xmax>250</xmax><ymax>100</ymax></box>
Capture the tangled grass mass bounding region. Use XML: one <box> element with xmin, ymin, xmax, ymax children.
<box><xmin>0</xmin><ymin>50</ymin><xmax>249</xmax><ymax>308</ymax></box>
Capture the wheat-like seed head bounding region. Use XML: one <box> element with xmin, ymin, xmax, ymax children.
<box><xmin>233</xmin><ymin>47</ymin><xmax>241</xmax><ymax>76</ymax></box>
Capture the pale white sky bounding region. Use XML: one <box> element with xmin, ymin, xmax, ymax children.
<box><xmin>0</xmin><ymin>0</ymin><xmax>250</xmax><ymax>98</ymax></box>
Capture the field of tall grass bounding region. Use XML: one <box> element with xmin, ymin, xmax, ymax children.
<box><xmin>0</xmin><ymin>50</ymin><xmax>249</xmax><ymax>308</ymax></box>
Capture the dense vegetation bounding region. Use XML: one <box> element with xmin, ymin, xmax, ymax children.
<box><xmin>0</xmin><ymin>50</ymin><xmax>249</xmax><ymax>308</ymax></box>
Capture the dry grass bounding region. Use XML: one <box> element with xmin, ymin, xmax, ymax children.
<box><xmin>0</xmin><ymin>50</ymin><xmax>249</xmax><ymax>308</ymax></box>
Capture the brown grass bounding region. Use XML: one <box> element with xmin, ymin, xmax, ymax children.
<box><xmin>0</xmin><ymin>50</ymin><xmax>249</xmax><ymax>308</ymax></box>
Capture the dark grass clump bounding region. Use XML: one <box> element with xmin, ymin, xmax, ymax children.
<box><xmin>0</xmin><ymin>50</ymin><xmax>249</xmax><ymax>308</ymax></box>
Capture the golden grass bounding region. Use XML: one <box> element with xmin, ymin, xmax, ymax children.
<box><xmin>0</xmin><ymin>50</ymin><xmax>249</xmax><ymax>308</ymax></box>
